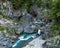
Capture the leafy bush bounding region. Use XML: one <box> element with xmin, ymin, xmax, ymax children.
<box><xmin>9</xmin><ymin>0</ymin><xmax>41</xmax><ymax>9</ymax></box>
<box><xmin>49</xmin><ymin>0</ymin><xmax>60</xmax><ymax>30</ymax></box>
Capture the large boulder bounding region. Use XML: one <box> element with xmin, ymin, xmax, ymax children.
<box><xmin>24</xmin><ymin>24</ymin><xmax>37</xmax><ymax>33</ymax></box>
<box><xmin>15</xmin><ymin>24</ymin><xmax>24</xmax><ymax>35</ymax></box>
<box><xmin>22</xmin><ymin>10</ymin><xmax>33</xmax><ymax>23</ymax></box>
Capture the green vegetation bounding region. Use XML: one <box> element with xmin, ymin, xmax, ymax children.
<box><xmin>43</xmin><ymin>0</ymin><xmax>60</xmax><ymax>30</ymax></box>
<box><xmin>0</xmin><ymin>12</ymin><xmax>12</xmax><ymax>20</ymax></box>
<box><xmin>0</xmin><ymin>25</ymin><xmax>14</xmax><ymax>31</ymax></box>
<box><xmin>0</xmin><ymin>12</ymin><xmax>4</xmax><ymax>16</ymax></box>
<box><xmin>9</xmin><ymin>0</ymin><xmax>41</xmax><ymax>9</ymax></box>
<box><xmin>50</xmin><ymin>0</ymin><xmax>60</xmax><ymax>30</ymax></box>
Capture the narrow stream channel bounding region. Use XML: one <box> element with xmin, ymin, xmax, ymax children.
<box><xmin>12</xmin><ymin>32</ymin><xmax>40</xmax><ymax>48</ymax></box>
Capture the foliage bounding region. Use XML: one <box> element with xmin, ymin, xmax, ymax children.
<box><xmin>9</xmin><ymin>0</ymin><xmax>41</xmax><ymax>9</ymax></box>
<box><xmin>0</xmin><ymin>25</ymin><xmax>12</xmax><ymax>31</ymax></box>
<box><xmin>52</xmin><ymin>0</ymin><xmax>60</xmax><ymax>30</ymax></box>
<box><xmin>0</xmin><ymin>12</ymin><xmax>3</xmax><ymax>16</ymax></box>
<box><xmin>39</xmin><ymin>0</ymin><xmax>60</xmax><ymax>30</ymax></box>
<box><xmin>46</xmin><ymin>0</ymin><xmax>60</xmax><ymax>30</ymax></box>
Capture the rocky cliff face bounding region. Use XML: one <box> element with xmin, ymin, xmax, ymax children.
<box><xmin>0</xmin><ymin>0</ymin><xmax>60</xmax><ymax>48</ymax></box>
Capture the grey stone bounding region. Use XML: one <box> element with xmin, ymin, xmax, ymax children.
<box><xmin>15</xmin><ymin>24</ymin><xmax>24</xmax><ymax>34</ymax></box>
<box><xmin>24</xmin><ymin>25</ymin><xmax>36</xmax><ymax>33</ymax></box>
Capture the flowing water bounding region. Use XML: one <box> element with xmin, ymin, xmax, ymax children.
<box><xmin>12</xmin><ymin>33</ymin><xmax>40</xmax><ymax>48</ymax></box>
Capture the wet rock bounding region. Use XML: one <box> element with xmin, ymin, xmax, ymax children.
<box><xmin>37</xmin><ymin>29</ymin><xmax>41</xmax><ymax>35</ymax></box>
<box><xmin>33</xmin><ymin>19</ymin><xmax>45</xmax><ymax>25</ymax></box>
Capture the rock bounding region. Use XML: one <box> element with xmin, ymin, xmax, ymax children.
<box><xmin>0</xmin><ymin>1</ymin><xmax>53</xmax><ymax>48</ymax></box>
<box><xmin>0</xmin><ymin>1</ymin><xmax>3</xmax><ymax>12</ymax></box>
<box><xmin>3</xmin><ymin>30</ymin><xmax>7</xmax><ymax>34</ymax></box>
<box><xmin>23</xmin><ymin>37</ymin><xmax>46</xmax><ymax>48</ymax></box>
<box><xmin>0</xmin><ymin>18</ymin><xmax>13</xmax><ymax>26</ymax></box>
<box><xmin>21</xmin><ymin>10</ymin><xmax>33</xmax><ymax>23</ymax></box>
<box><xmin>22</xmin><ymin>10</ymin><xmax>27</xmax><ymax>16</ymax></box>
<box><xmin>27</xmin><ymin>5</ymin><xmax>38</xmax><ymax>17</ymax></box>
<box><xmin>15</xmin><ymin>25</ymin><xmax>24</xmax><ymax>34</ymax></box>
<box><xmin>33</xmin><ymin>19</ymin><xmax>44</xmax><ymax>25</ymax></box>
<box><xmin>24</xmin><ymin>25</ymin><xmax>37</xmax><ymax>33</ymax></box>
<box><xmin>2</xmin><ymin>38</ymin><xmax>12</xmax><ymax>48</ymax></box>
<box><xmin>0</xmin><ymin>34</ymin><xmax>12</xmax><ymax>48</ymax></box>
<box><xmin>9</xmin><ymin>35</ymin><xmax>17</xmax><ymax>40</ymax></box>
<box><xmin>23</xmin><ymin>13</ymin><xmax>33</xmax><ymax>22</ymax></box>
<box><xmin>10</xmin><ymin>10</ymin><xmax>22</xmax><ymax>20</ymax></box>
<box><xmin>0</xmin><ymin>34</ymin><xmax>4</xmax><ymax>40</ymax></box>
